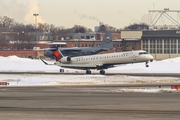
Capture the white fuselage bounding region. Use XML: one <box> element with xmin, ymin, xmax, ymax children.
<box><xmin>55</xmin><ymin>50</ymin><xmax>154</xmax><ymax>70</ymax></box>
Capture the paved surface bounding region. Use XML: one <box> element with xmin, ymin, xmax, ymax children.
<box><xmin>1</xmin><ymin>72</ymin><xmax>180</xmax><ymax>77</ymax></box>
<box><xmin>0</xmin><ymin>86</ymin><xmax>180</xmax><ymax>120</ymax></box>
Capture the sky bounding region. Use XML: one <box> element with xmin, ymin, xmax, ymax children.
<box><xmin>0</xmin><ymin>0</ymin><xmax>180</xmax><ymax>30</ymax></box>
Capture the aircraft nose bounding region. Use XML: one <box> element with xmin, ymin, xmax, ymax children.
<box><xmin>146</xmin><ymin>55</ymin><xmax>154</xmax><ymax>61</ymax></box>
<box><xmin>44</xmin><ymin>50</ymin><xmax>54</xmax><ymax>59</ymax></box>
<box><xmin>150</xmin><ymin>55</ymin><xmax>154</xmax><ymax>62</ymax></box>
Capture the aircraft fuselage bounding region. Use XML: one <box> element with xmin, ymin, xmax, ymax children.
<box><xmin>55</xmin><ymin>50</ymin><xmax>153</xmax><ymax>70</ymax></box>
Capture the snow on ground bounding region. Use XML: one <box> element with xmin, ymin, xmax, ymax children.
<box><xmin>0</xmin><ymin>56</ymin><xmax>180</xmax><ymax>90</ymax></box>
<box><xmin>0</xmin><ymin>74</ymin><xmax>179</xmax><ymax>86</ymax></box>
<box><xmin>1</xmin><ymin>55</ymin><xmax>180</xmax><ymax>73</ymax></box>
<box><xmin>0</xmin><ymin>56</ymin><xmax>60</xmax><ymax>72</ymax></box>
<box><xmin>115</xmin><ymin>88</ymin><xmax>178</xmax><ymax>93</ymax></box>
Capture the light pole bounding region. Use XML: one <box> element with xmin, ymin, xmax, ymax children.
<box><xmin>33</xmin><ymin>14</ymin><xmax>39</xmax><ymax>41</ymax></box>
<box><xmin>33</xmin><ymin>14</ymin><xmax>39</xmax><ymax>29</ymax></box>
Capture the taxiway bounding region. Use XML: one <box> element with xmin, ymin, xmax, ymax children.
<box><xmin>0</xmin><ymin>85</ymin><xmax>180</xmax><ymax>120</ymax></box>
<box><xmin>1</xmin><ymin>72</ymin><xmax>180</xmax><ymax>77</ymax></box>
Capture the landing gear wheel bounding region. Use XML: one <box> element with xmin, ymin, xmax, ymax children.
<box><xmin>60</xmin><ymin>69</ymin><xmax>64</xmax><ymax>72</ymax></box>
<box><xmin>145</xmin><ymin>61</ymin><xmax>149</xmax><ymax>67</ymax></box>
<box><xmin>100</xmin><ymin>70</ymin><xmax>105</xmax><ymax>75</ymax></box>
<box><xmin>86</xmin><ymin>70</ymin><xmax>91</xmax><ymax>74</ymax></box>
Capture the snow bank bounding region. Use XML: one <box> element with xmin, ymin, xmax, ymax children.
<box><xmin>0</xmin><ymin>56</ymin><xmax>60</xmax><ymax>72</ymax></box>
<box><xmin>0</xmin><ymin>56</ymin><xmax>37</xmax><ymax>62</ymax></box>
<box><xmin>116</xmin><ymin>88</ymin><xmax>178</xmax><ymax>93</ymax></box>
<box><xmin>160</xmin><ymin>57</ymin><xmax>180</xmax><ymax>63</ymax></box>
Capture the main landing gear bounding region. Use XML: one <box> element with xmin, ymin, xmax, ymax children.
<box><xmin>100</xmin><ymin>69</ymin><xmax>105</xmax><ymax>75</ymax></box>
<box><xmin>86</xmin><ymin>69</ymin><xmax>91</xmax><ymax>74</ymax></box>
<box><xmin>60</xmin><ymin>69</ymin><xmax>64</xmax><ymax>72</ymax></box>
<box><xmin>86</xmin><ymin>69</ymin><xmax>105</xmax><ymax>75</ymax></box>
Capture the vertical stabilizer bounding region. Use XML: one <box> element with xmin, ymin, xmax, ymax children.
<box><xmin>49</xmin><ymin>47</ymin><xmax>63</xmax><ymax>61</ymax></box>
<box><xmin>52</xmin><ymin>51</ymin><xmax>62</xmax><ymax>61</ymax></box>
<box><xmin>98</xmin><ymin>31</ymin><xmax>113</xmax><ymax>49</ymax></box>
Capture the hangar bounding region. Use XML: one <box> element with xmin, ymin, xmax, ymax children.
<box><xmin>121</xmin><ymin>30</ymin><xmax>180</xmax><ymax>60</ymax></box>
<box><xmin>141</xmin><ymin>30</ymin><xmax>180</xmax><ymax>60</ymax></box>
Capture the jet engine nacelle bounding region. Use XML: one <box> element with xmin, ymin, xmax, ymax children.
<box><xmin>60</xmin><ymin>56</ymin><xmax>72</xmax><ymax>63</ymax></box>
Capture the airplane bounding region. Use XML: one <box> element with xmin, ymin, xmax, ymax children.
<box><xmin>44</xmin><ymin>31</ymin><xmax>114</xmax><ymax>59</ymax></box>
<box><xmin>41</xmin><ymin>49</ymin><xmax>154</xmax><ymax>75</ymax></box>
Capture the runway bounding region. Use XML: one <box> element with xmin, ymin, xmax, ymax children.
<box><xmin>1</xmin><ymin>72</ymin><xmax>180</xmax><ymax>77</ymax></box>
<box><xmin>0</xmin><ymin>86</ymin><xmax>180</xmax><ymax>120</ymax></box>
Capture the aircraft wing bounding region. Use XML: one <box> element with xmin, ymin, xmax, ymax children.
<box><xmin>100</xmin><ymin>48</ymin><xmax>109</xmax><ymax>51</ymax></box>
<box><xmin>56</xmin><ymin>63</ymin><xmax>114</xmax><ymax>70</ymax></box>
<box><xmin>59</xmin><ymin>63</ymin><xmax>96</xmax><ymax>68</ymax></box>
<box><xmin>60</xmin><ymin>47</ymin><xmax>82</xmax><ymax>51</ymax></box>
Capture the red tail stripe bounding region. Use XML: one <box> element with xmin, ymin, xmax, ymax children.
<box><xmin>52</xmin><ymin>51</ymin><xmax>62</xmax><ymax>61</ymax></box>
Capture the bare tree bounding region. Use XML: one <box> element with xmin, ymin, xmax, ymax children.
<box><xmin>14</xmin><ymin>33</ymin><xmax>37</xmax><ymax>50</ymax></box>
<box><xmin>98</xmin><ymin>25</ymin><xmax>119</xmax><ymax>33</ymax></box>
<box><xmin>12</xmin><ymin>23</ymin><xmax>36</xmax><ymax>32</ymax></box>
<box><xmin>37</xmin><ymin>23</ymin><xmax>50</xmax><ymax>32</ymax></box>
<box><xmin>98</xmin><ymin>25</ymin><xmax>107</xmax><ymax>33</ymax></box>
<box><xmin>124</xmin><ymin>23</ymin><xmax>149</xmax><ymax>30</ymax></box>
<box><xmin>0</xmin><ymin>16</ymin><xmax>14</xmax><ymax>28</ymax></box>
<box><xmin>70</xmin><ymin>25</ymin><xmax>92</xmax><ymax>33</ymax></box>
<box><xmin>0</xmin><ymin>33</ymin><xmax>10</xmax><ymax>49</ymax></box>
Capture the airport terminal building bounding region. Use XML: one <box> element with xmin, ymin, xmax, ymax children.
<box><xmin>122</xmin><ymin>30</ymin><xmax>180</xmax><ymax>60</ymax></box>
<box><xmin>141</xmin><ymin>30</ymin><xmax>180</xmax><ymax>60</ymax></box>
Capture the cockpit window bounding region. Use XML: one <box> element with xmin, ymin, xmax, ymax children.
<box><xmin>139</xmin><ymin>52</ymin><xmax>148</xmax><ymax>55</ymax></box>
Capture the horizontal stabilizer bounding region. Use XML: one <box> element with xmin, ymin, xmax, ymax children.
<box><xmin>100</xmin><ymin>48</ymin><xmax>109</xmax><ymax>51</ymax></box>
<box><xmin>41</xmin><ymin>59</ymin><xmax>54</xmax><ymax>65</ymax></box>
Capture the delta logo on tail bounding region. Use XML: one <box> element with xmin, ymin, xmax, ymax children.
<box><xmin>52</xmin><ymin>51</ymin><xmax>62</xmax><ymax>61</ymax></box>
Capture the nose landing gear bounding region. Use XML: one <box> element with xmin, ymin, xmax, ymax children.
<box><xmin>146</xmin><ymin>61</ymin><xmax>149</xmax><ymax>67</ymax></box>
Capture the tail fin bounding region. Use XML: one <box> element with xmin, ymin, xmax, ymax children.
<box><xmin>51</xmin><ymin>47</ymin><xmax>63</xmax><ymax>61</ymax></box>
<box><xmin>52</xmin><ymin>51</ymin><xmax>62</xmax><ymax>61</ymax></box>
<box><xmin>98</xmin><ymin>31</ymin><xmax>113</xmax><ymax>49</ymax></box>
